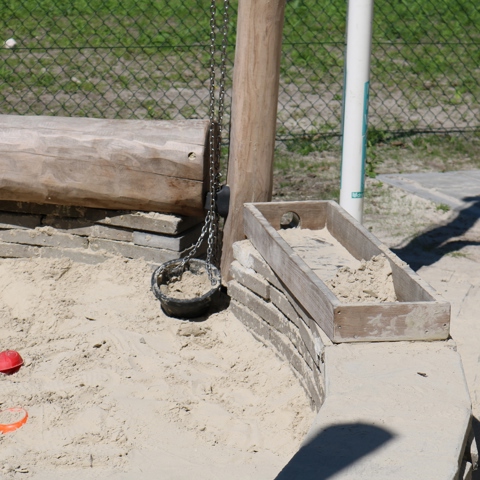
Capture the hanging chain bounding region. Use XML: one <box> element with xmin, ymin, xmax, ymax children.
<box><xmin>178</xmin><ymin>0</ymin><xmax>229</xmax><ymax>282</ymax></box>
<box><xmin>209</xmin><ymin>0</ymin><xmax>230</xmax><ymax>269</ymax></box>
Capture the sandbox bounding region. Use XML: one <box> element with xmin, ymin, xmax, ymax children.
<box><xmin>0</xmin><ymin>199</ymin><xmax>475</xmax><ymax>479</ymax></box>
<box><xmin>0</xmin><ymin>254</ymin><xmax>314</xmax><ymax>479</ymax></box>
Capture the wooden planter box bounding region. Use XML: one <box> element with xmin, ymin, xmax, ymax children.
<box><xmin>243</xmin><ymin>201</ymin><xmax>450</xmax><ymax>343</ymax></box>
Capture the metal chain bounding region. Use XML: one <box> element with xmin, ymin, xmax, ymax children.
<box><xmin>178</xmin><ymin>0</ymin><xmax>230</xmax><ymax>282</ymax></box>
<box><xmin>211</xmin><ymin>0</ymin><xmax>230</xmax><ymax>268</ymax></box>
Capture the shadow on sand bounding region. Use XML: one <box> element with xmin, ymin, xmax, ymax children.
<box><xmin>392</xmin><ymin>196</ymin><xmax>480</xmax><ymax>271</ymax></box>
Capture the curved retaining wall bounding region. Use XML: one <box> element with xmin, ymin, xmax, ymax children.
<box><xmin>228</xmin><ymin>240</ymin><xmax>331</xmax><ymax>411</ymax></box>
<box><xmin>228</xmin><ymin>239</ymin><xmax>329</xmax><ymax>410</ymax></box>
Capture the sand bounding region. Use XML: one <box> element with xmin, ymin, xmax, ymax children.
<box><xmin>0</xmin><ymin>256</ymin><xmax>314</xmax><ymax>479</ymax></box>
<box><xmin>325</xmin><ymin>255</ymin><xmax>397</xmax><ymax>303</ymax></box>
<box><xmin>279</xmin><ymin>228</ymin><xmax>397</xmax><ymax>302</ymax></box>
<box><xmin>159</xmin><ymin>267</ymin><xmax>215</xmax><ymax>300</ymax></box>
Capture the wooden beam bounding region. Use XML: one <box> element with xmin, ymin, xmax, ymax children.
<box><xmin>0</xmin><ymin>115</ymin><xmax>210</xmax><ymax>216</ymax></box>
<box><xmin>220</xmin><ymin>0</ymin><xmax>286</xmax><ymax>279</ymax></box>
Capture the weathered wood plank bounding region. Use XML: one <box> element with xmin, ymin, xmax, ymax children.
<box><xmin>0</xmin><ymin>115</ymin><xmax>210</xmax><ymax>215</ymax></box>
<box><xmin>245</xmin><ymin>201</ymin><xmax>450</xmax><ymax>343</ymax></box>
<box><xmin>244</xmin><ymin>203</ymin><xmax>337</xmax><ymax>339</ymax></box>
<box><xmin>334</xmin><ymin>302</ymin><xmax>450</xmax><ymax>342</ymax></box>
<box><xmin>326</xmin><ymin>202</ymin><xmax>437</xmax><ymax>302</ymax></box>
<box><xmin>252</xmin><ymin>201</ymin><xmax>327</xmax><ymax>230</ymax></box>
<box><xmin>326</xmin><ymin>201</ymin><xmax>382</xmax><ymax>261</ymax></box>
<box><xmin>381</xmin><ymin>249</ymin><xmax>437</xmax><ymax>302</ymax></box>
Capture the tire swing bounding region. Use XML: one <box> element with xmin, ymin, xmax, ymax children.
<box><xmin>151</xmin><ymin>0</ymin><xmax>230</xmax><ymax>319</ymax></box>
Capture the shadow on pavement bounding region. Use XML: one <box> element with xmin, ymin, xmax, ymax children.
<box><xmin>470</xmin><ymin>417</ymin><xmax>480</xmax><ymax>479</ymax></box>
<box><xmin>275</xmin><ymin>422</ymin><xmax>394</xmax><ymax>480</ymax></box>
<box><xmin>392</xmin><ymin>196</ymin><xmax>480</xmax><ymax>271</ymax></box>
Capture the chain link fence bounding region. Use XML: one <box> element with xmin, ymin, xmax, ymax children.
<box><xmin>1</xmin><ymin>0</ymin><xmax>479</xmax><ymax>148</ymax></box>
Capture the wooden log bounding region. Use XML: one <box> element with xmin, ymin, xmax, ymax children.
<box><xmin>220</xmin><ymin>0</ymin><xmax>286</xmax><ymax>279</ymax></box>
<box><xmin>0</xmin><ymin>115</ymin><xmax>210</xmax><ymax>216</ymax></box>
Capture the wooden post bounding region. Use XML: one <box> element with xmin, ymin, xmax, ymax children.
<box><xmin>220</xmin><ymin>0</ymin><xmax>286</xmax><ymax>279</ymax></box>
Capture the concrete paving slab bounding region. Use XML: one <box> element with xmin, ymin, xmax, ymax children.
<box><xmin>378</xmin><ymin>171</ymin><xmax>480</xmax><ymax>212</ymax></box>
<box><xmin>369</xmin><ymin>170</ymin><xmax>480</xmax><ymax>478</ymax></box>
<box><xmin>276</xmin><ymin>341</ymin><xmax>471</xmax><ymax>479</ymax></box>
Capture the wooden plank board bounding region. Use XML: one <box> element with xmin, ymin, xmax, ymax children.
<box><xmin>244</xmin><ymin>203</ymin><xmax>337</xmax><ymax>339</ymax></box>
<box><xmin>334</xmin><ymin>302</ymin><xmax>450</xmax><ymax>342</ymax></box>
<box><xmin>249</xmin><ymin>201</ymin><xmax>327</xmax><ymax>230</ymax></box>
<box><xmin>0</xmin><ymin>115</ymin><xmax>210</xmax><ymax>215</ymax></box>
<box><xmin>326</xmin><ymin>202</ymin><xmax>437</xmax><ymax>303</ymax></box>
<box><xmin>383</xmin><ymin>251</ymin><xmax>437</xmax><ymax>302</ymax></box>
<box><xmin>326</xmin><ymin>201</ymin><xmax>382</xmax><ymax>261</ymax></box>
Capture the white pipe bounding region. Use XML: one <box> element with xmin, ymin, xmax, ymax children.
<box><xmin>339</xmin><ymin>0</ymin><xmax>374</xmax><ymax>223</ymax></box>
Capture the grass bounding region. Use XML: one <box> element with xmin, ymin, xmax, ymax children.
<box><xmin>272</xmin><ymin>130</ymin><xmax>480</xmax><ymax>202</ymax></box>
<box><xmin>436</xmin><ymin>203</ymin><xmax>451</xmax><ymax>213</ymax></box>
<box><xmin>447</xmin><ymin>251</ymin><xmax>469</xmax><ymax>258</ymax></box>
<box><xmin>0</xmin><ymin>0</ymin><xmax>478</xmax><ymax>143</ymax></box>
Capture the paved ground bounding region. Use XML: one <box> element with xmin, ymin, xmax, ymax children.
<box><xmin>380</xmin><ymin>171</ymin><xmax>480</xmax><ymax>477</ymax></box>
<box><xmin>379</xmin><ymin>171</ymin><xmax>480</xmax><ymax>212</ymax></box>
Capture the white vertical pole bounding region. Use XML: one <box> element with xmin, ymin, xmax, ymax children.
<box><xmin>339</xmin><ymin>0</ymin><xmax>374</xmax><ymax>223</ymax></box>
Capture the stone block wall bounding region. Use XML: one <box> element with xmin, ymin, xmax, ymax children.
<box><xmin>0</xmin><ymin>200</ymin><xmax>205</xmax><ymax>265</ymax></box>
<box><xmin>228</xmin><ymin>239</ymin><xmax>330</xmax><ymax>410</ymax></box>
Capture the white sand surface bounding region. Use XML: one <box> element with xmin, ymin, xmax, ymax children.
<box><xmin>0</xmin><ymin>256</ymin><xmax>314</xmax><ymax>479</ymax></box>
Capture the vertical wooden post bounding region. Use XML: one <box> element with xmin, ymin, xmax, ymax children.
<box><xmin>220</xmin><ymin>0</ymin><xmax>286</xmax><ymax>279</ymax></box>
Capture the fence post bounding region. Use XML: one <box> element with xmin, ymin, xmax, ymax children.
<box><xmin>339</xmin><ymin>0</ymin><xmax>374</xmax><ymax>223</ymax></box>
<box><xmin>220</xmin><ymin>0</ymin><xmax>286</xmax><ymax>280</ymax></box>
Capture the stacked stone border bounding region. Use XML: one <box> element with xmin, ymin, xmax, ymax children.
<box><xmin>228</xmin><ymin>239</ymin><xmax>331</xmax><ymax>410</ymax></box>
<box><xmin>0</xmin><ymin>200</ymin><xmax>205</xmax><ymax>265</ymax></box>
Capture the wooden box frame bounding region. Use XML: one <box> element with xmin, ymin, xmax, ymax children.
<box><xmin>243</xmin><ymin>201</ymin><xmax>450</xmax><ymax>343</ymax></box>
